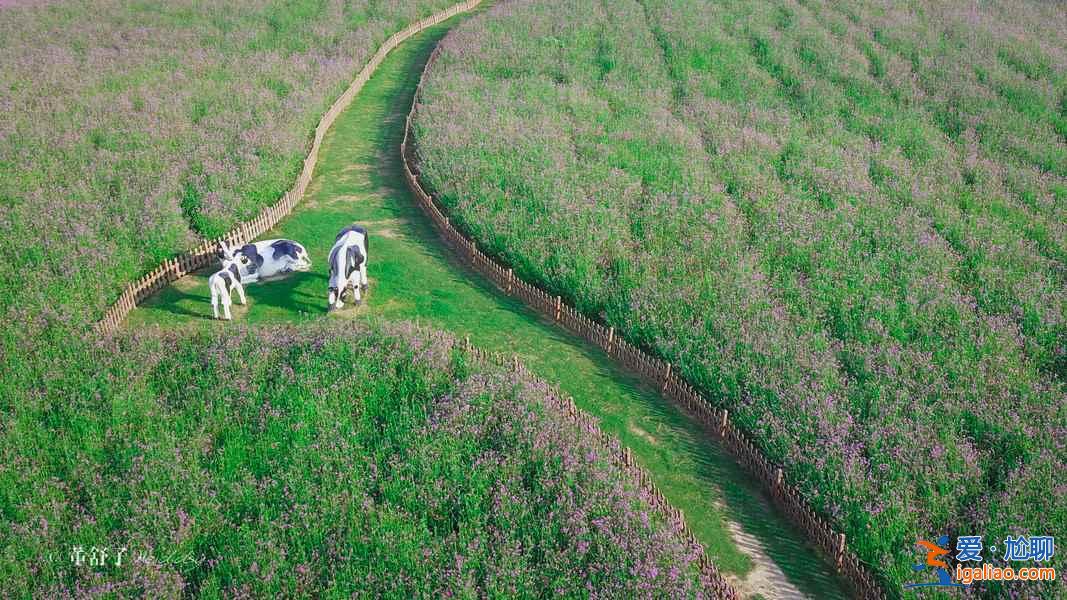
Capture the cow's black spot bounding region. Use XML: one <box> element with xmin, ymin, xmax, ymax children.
<box><xmin>270</xmin><ymin>239</ymin><xmax>301</xmax><ymax>260</ymax></box>
<box><xmin>239</xmin><ymin>244</ymin><xmax>263</xmax><ymax>273</ymax></box>
<box><xmin>220</xmin><ymin>271</ymin><xmax>232</xmax><ymax>288</ymax></box>
<box><xmin>228</xmin><ymin>263</ymin><xmax>240</xmax><ymax>282</ymax></box>
<box><xmin>346</xmin><ymin>246</ymin><xmax>364</xmax><ymax>279</ymax></box>
<box><xmin>328</xmin><ymin>244</ymin><xmax>340</xmax><ymax>278</ymax></box>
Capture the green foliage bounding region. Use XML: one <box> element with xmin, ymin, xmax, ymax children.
<box><xmin>131</xmin><ymin>24</ymin><xmax>855</xmax><ymax>596</ymax></box>
<box><xmin>0</xmin><ymin>323</ymin><xmax>709</xmax><ymax>596</ymax></box>
<box><xmin>0</xmin><ymin>0</ymin><xmax>464</xmax><ymax>343</ymax></box>
<box><xmin>414</xmin><ymin>0</ymin><xmax>1067</xmax><ymax>596</ymax></box>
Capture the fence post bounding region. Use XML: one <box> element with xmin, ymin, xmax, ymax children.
<box><xmin>662</xmin><ymin>362</ymin><xmax>671</xmax><ymax>392</ymax></box>
<box><xmin>554</xmin><ymin>295</ymin><xmax>561</xmax><ymax>321</ymax></box>
<box><xmin>607</xmin><ymin>326</ymin><xmax>614</xmax><ymax>353</ymax></box>
<box><xmin>720</xmin><ymin>410</ymin><xmax>728</xmax><ymax>437</ymax></box>
<box><xmin>513</xmin><ymin>354</ymin><xmax>520</xmax><ymax>372</ymax></box>
<box><xmin>506</xmin><ymin>269</ymin><xmax>513</xmax><ymax>294</ymax></box>
<box><xmin>836</xmin><ymin>533</ymin><xmax>846</xmax><ymax>569</ymax></box>
<box><xmin>775</xmin><ymin>467</ymin><xmax>784</xmax><ymax>493</ymax></box>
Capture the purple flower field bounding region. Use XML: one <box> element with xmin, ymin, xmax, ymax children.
<box><xmin>0</xmin><ymin>0</ymin><xmax>459</xmax><ymax>341</ymax></box>
<box><xmin>0</xmin><ymin>3</ymin><xmax>729</xmax><ymax>596</ymax></box>
<box><xmin>413</xmin><ymin>0</ymin><xmax>1066</xmax><ymax>594</ymax></box>
<box><xmin>0</xmin><ymin>321</ymin><xmax>714</xmax><ymax>596</ymax></box>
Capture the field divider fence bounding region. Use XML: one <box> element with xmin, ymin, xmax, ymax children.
<box><xmin>448</xmin><ymin>331</ymin><xmax>741</xmax><ymax>600</ymax></box>
<box><xmin>402</xmin><ymin>37</ymin><xmax>887</xmax><ymax>600</ymax></box>
<box><xmin>92</xmin><ymin>0</ymin><xmax>484</xmax><ymax>335</ymax></box>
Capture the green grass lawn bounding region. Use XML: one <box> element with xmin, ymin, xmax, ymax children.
<box><xmin>128</xmin><ymin>15</ymin><xmax>847</xmax><ymax>599</ymax></box>
<box><xmin>409</xmin><ymin>1</ymin><xmax>1065</xmax><ymax>595</ymax></box>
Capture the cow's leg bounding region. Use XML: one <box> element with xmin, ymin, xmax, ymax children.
<box><xmin>210</xmin><ymin>282</ymin><xmax>221</xmax><ymax>319</ymax></box>
<box><xmin>350</xmin><ymin>275</ymin><xmax>362</xmax><ymax>304</ymax></box>
<box><xmin>221</xmin><ymin>287</ymin><xmax>233</xmax><ymax>320</ymax></box>
<box><xmin>234</xmin><ymin>281</ymin><xmax>247</xmax><ymax>305</ymax></box>
<box><xmin>360</xmin><ymin>262</ymin><xmax>368</xmax><ymax>291</ymax></box>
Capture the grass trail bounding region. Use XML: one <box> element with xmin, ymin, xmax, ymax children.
<box><xmin>128</xmin><ymin>16</ymin><xmax>847</xmax><ymax>599</ymax></box>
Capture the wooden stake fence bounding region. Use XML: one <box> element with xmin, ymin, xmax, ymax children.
<box><xmin>454</xmin><ymin>334</ymin><xmax>740</xmax><ymax>600</ymax></box>
<box><xmin>91</xmin><ymin>2</ymin><xmax>888</xmax><ymax>596</ymax></box>
<box><xmin>401</xmin><ymin>39</ymin><xmax>888</xmax><ymax>600</ymax></box>
<box><xmin>92</xmin><ymin>0</ymin><xmax>484</xmax><ymax>335</ymax></box>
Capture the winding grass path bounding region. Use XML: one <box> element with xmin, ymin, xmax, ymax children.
<box><xmin>128</xmin><ymin>15</ymin><xmax>847</xmax><ymax>599</ymax></box>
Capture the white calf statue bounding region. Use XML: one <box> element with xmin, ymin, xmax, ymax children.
<box><xmin>327</xmin><ymin>225</ymin><xmax>369</xmax><ymax>310</ymax></box>
<box><xmin>208</xmin><ymin>248</ymin><xmax>247</xmax><ymax>320</ymax></box>
<box><xmin>221</xmin><ymin>239</ymin><xmax>312</xmax><ymax>281</ymax></box>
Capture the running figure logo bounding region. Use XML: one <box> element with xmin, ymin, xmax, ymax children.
<box><xmin>905</xmin><ymin>535</ymin><xmax>966</xmax><ymax>589</ymax></box>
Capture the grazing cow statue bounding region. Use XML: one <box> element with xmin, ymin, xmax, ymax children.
<box><xmin>221</xmin><ymin>239</ymin><xmax>312</xmax><ymax>282</ymax></box>
<box><xmin>209</xmin><ymin>244</ymin><xmax>248</xmax><ymax>320</ymax></box>
<box><xmin>327</xmin><ymin>224</ymin><xmax>369</xmax><ymax>310</ymax></box>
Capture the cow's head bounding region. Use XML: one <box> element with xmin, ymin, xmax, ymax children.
<box><xmin>218</xmin><ymin>241</ymin><xmax>252</xmax><ymax>273</ymax></box>
<box><xmin>292</xmin><ymin>243</ymin><xmax>312</xmax><ymax>271</ymax></box>
<box><xmin>217</xmin><ymin>241</ymin><xmax>235</xmax><ymax>261</ymax></box>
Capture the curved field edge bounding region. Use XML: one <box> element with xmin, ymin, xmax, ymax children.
<box><xmin>401</xmin><ymin>30</ymin><xmax>865</xmax><ymax>600</ymax></box>
<box><xmin>90</xmin><ymin>0</ymin><xmax>485</xmax><ymax>335</ymax></box>
<box><xmin>0</xmin><ymin>3</ymin><xmax>716</xmax><ymax>597</ymax></box>
<box><xmin>0</xmin><ymin>321</ymin><xmax>715</xmax><ymax>596</ymax></box>
<box><xmin>409</xmin><ymin>0</ymin><xmax>1066</xmax><ymax>596</ymax></box>
<box><xmin>127</xmin><ymin>14</ymin><xmax>849</xmax><ymax>599</ymax></box>
<box><xmin>0</xmin><ymin>0</ymin><xmax>475</xmax><ymax>346</ymax></box>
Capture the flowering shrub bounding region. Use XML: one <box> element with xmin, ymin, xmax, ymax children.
<box><xmin>0</xmin><ymin>322</ymin><xmax>712</xmax><ymax>596</ymax></box>
<box><xmin>413</xmin><ymin>0</ymin><xmax>1065</xmax><ymax>593</ymax></box>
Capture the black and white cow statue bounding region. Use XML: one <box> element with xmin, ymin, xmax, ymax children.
<box><xmin>208</xmin><ymin>246</ymin><xmax>247</xmax><ymax>320</ymax></box>
<box><xmin>221</xmin><ymin>239</ymin><xmax>312</xmax><ymax>282</ymax></box>
<box><xmin>327</xmin><ymin>225</ymin><xmax>369</xmax><ymax>310</ymax></box>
